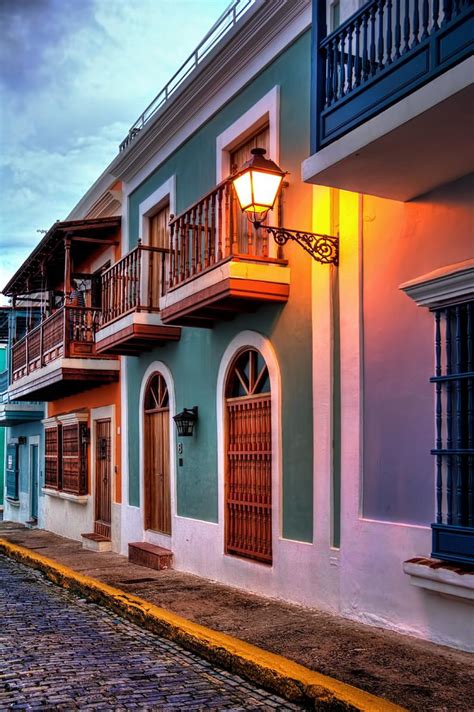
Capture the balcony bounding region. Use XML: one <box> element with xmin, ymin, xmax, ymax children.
<box><xmin>9</xmin><ymin>306</ymin><xmax>119</xmax><ymax>401</ymax></box>
<box><xmin>303</xmin><ymin>0</ymin><xmax>474</xmax><ymax>200</ymax></box>
<box><xmin>95</xmin><ymin>242</ymin><xmax>181</xmax><ymax>355</ymax></box>
<box><xmin>160</xmin><ymin>180</ymin><xmax>290</xmax><ymax>327</ymax></box>
<box><xmin>0</xmin><ymin>369</ymin><xmax>44</xmax><ymax>426</ymax></box>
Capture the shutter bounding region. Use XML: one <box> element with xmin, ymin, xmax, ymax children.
<box><xmin>6</xmin><ymin>442</ymin><xmax>19</xmax><ymax>500</ymax></box>
<box><xmin>45</xmin><ymin>425</ymin><xmax>61</xmax><ymax>489</ymax></box>
<box><xmin>62</xmin><ymin>423</ymin><xmax>88</xmax><ymax>495</ymax></box>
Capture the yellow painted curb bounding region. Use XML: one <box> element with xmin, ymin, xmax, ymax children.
<box><xmin>0</xmin><ymin>538</ymin><xmax>405</xmax><ymax>711</ymax></box>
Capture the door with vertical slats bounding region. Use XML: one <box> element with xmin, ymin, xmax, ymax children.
<box><xmin>95</xmin><ymin>418</ymin><xmax>112</xmax><ymax>538</ymax></box>
<box><xmin>225</xmin><ymin>348</ymin><xmax>272</xmax><ymax>564</ymax></box>
<box><xmin>144</xmin><ymin>373</ymin><xmax>171</xmax><ymax>534</ymax></box>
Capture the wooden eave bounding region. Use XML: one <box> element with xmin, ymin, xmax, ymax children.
<box><xmin>2</xmin><ymin>216</ymin><xmax>121</xmax><ymax>297</ymax></box>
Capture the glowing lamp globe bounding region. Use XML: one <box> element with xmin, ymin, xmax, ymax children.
<box><xmin>232</xmin><ymin>148</ymin><xmax>285</xmax><ymax>226</ymax></box>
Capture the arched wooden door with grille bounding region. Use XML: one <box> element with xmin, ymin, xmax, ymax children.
<box><xmin>144</xmin><ymin>373</ymin><xmax>171</xmax><ymax>534</ymax></box>
<box><xmin>225</xmin><ymin>348</ymin><xmax>272</xmax><ymax>564</ymax></box>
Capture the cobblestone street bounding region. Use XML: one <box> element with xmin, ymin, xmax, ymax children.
<box><xmin>0</xmin><ymin>556</ymin><xmax>302</xmax><ymax>710</ymax></box>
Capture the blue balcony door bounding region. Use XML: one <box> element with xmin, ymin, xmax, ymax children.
<box><xmin>30</xmin><ymin>444</ymin><xmax>39</xmax><ymax>521</ymax></box>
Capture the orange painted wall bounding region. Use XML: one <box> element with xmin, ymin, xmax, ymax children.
<box><xmin>49</xmin><ymin>379</ymin><xmax>122</xmax><ymax>503</ymax></box>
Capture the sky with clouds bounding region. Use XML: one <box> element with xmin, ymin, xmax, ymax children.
<box><xmin>0</xmin><ymin>0</ymin><xmax>230</xmax><ymax>300</ymax></box>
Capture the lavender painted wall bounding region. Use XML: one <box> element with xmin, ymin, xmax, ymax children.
<box><xmin>362</xmin><ymin>173</ymin><xmax>474</xmax><ymax>524</ymax></box>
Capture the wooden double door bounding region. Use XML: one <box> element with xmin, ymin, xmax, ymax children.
<box><xmin>144</xmin><ymin>373</ymin><xmax>171</xmax><ymax>534</ymax></box>
<box><xmin>225</xmin><ymin>348</ymin><xmax>272</xmax><ymax>564</ymax></box>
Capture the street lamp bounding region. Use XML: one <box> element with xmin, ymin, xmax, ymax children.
<box><xmin>232</xmin><ymin>148</ymin><xmax>338</xmax><ymax>265</ymax></box>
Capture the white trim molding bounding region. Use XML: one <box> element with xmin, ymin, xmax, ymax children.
<box><xmin>403</xmin><ymin>559</ymin><xmax>474</xmax><ymax>604</ymax></box>
<box><xmin>216</xmin><ymin>330</ymin><xmax>282</xmax><ymax>563</ymax></box>
<box><xmin>137</xmin><ymin>361</ymin><xmax>177</xmax><ymax>550</ymax></box>
<box><xmin>400</xmin><ymin>259</ymin><xmax>474</xmax><ymax>308</ymax></box>
<box><xmin>216</xmin><ymin>86</ymin><xmax>280</xmax><ymax>182</ymax></box>
<box><xmin>42</xmin><ymin>488</ymin><xmax>89</xmax><ymax>505</ymax></box>
<box><xmin>139</xmin><ymin>175</ymin><xmax>176</xmax><ymax>245</ymax></box>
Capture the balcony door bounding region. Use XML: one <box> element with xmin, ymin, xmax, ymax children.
<box><xmin>225</xmin><ymin>347</ymin><xmax>272</xmax><ymax>564</ymax></box>
<box><xmin>29</xmin><ymin>444</ymin><xmax>39</xmax><ymax>522</ymax></box>
<box><xmin>148</xmin><ymin>204</ymin><xmax>169</xmax><ymax>309</ymax></box>
<box><xmin>230</xmin><ymin>126</ymin><xmax>269</xmax><ymax>256</ymax></box>
<box><xmin>144</xmin><ymin>373</ymin><xmax>171</xmax><ymax>534</ymax></box>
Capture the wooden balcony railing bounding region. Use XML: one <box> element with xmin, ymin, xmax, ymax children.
<box><xmin>313</xmin><ymin>0</ymin><xmax>473</xmax><ymax>151</ymax></box>
<box><xmin>100</xmin><ymin>243</ymin><xmax>168</xmax><ymax>327</ymax></box>
<box><xmin>11</xmin><ymin>306</ymin><xmax>101</xmax><ymax>382</ymax></box>
<box><xmin>169</xmin><ymin>179</ymin><xmax>282</xmax><ymax>290</ymax></box>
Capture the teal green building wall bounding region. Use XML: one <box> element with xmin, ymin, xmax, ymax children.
<box><xmin>0</xmin><ymin>348</ymin><xmax>5</xmax><ymax>506</ymax></box>
<box><xmin>127</xmin><ymin>31</ymin><xmax>314</xmax><ymax>542</ymax></box>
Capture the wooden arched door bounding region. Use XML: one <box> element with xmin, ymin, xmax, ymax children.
<box><xmin>225</xmin><ymin>348</ymin><xmax>272</xmax><ymax>564</ymax></box>
<box><xmin>144</xmin><ymin>373</ymin><xmax>171</xmax><ymax>534</ymax></box>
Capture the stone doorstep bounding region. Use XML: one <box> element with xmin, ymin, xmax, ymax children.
<box><xmin>403</xmin><ymin>557</ymin><xmax>474</xmax><ymax>601</ymax></box>
<box><xmin>82</xmin><ymin>533</ymin><xmax>112</xmax><ymax>553</ymax></box>
<box><xmin>128</xmin><ymin>542</ymin><xmax>173</xmax><ymax>571</ymax></box>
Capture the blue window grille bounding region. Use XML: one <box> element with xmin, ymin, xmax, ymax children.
<box><xmin>6</xmin><ymin>442</ymin><xmax>19</xmax><ymax>501</ymax></box>
<box><xmin>431</xmin><ymin>301</ymin><xmax>474</xmax><ymax>565</ymax></box>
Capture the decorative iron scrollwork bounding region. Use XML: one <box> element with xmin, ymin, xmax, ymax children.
<box><xmin>265</xmin><ymin>227</ymin><xmax>338</xmax><ymax>265</ymax></box>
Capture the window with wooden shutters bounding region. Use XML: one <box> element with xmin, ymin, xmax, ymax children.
<box><xmin>230</xmin><ymin>126</ymin><xmax>270</xmax><ymax>256</ymax></box>
<box><xmin>6</xmin><ymin>442</ymin><xmax>20</xmax><ymax>500</ymax></box>
<box><xmin>45</xmin><ymin>425</ymin><xmax>61</xmax><ymax>489</ymax></box>
<box><xmin>61</xmin><ymin>423</ymin><xmax>88</xmax><ymax>495</ymax></box>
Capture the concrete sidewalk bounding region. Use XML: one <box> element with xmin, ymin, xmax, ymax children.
<box><xmin>1</xmin><ymin>523</ymin><xmax>472</xmax><ymax>711</ymax></box>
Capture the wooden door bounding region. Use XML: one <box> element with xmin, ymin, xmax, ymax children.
<box><xmin>144</xmin><ymin>373</ymin><xmax>171</xmax><ymax>534</ymax></box>
<box><xmin>230</xmin><ymin>125</ymin><xmax>270</xmax><ymax>256</ymax></box>
<box><xmin>225</xmin><ymin>348</ymin><xmax>272</xmax><ymax>564</ymax></box>
<box><xmin>30</xmin><ymin>445</ymin><xmax>39</xmax><ymax>521</ymax></box>
<box><xmin>149</xmin><ymin>204</ymin><xmax>170</xmax><ymax>308</ymax></box>
<box><xmin>94</xmin><ymin>418</ymin><xmax>112</xmax><ymax>538</ymax></box>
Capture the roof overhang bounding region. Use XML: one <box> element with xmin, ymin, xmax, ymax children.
<box><xmin>2</xmin><ymin>216</ymin><xmax>121</xmax><ymax>297</ymax></box>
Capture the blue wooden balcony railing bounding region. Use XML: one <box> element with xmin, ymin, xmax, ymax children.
<box><xmin>312</xmin><ymin>0</ymin><xmax>474</xmax><ymax>153</ymax></box>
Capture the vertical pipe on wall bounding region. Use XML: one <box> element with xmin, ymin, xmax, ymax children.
<box><xmin>330</xmin><ymin>188</ymin><xmax>341</xmax><ymax>549</ymax></box>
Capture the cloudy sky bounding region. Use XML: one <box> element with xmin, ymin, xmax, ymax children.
<box><xmin>0</xmin><ymin>0</ymin><xmax>230</xmax><ymax>299</ymax></box>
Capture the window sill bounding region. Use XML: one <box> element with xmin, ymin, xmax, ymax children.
<box><xmin>42</xmin><ymin>488</ymin><xmax>89</xmax><ymax>505</ymax></box>
<box><xmin>403</xmin><ymin>557</ymin><xmax>474</xmax><ymax>602</ymax></box>
<box><xmin>5</xmin><ymin>497</ymin><xmax>20</xmax><ymax>507</ymax></box>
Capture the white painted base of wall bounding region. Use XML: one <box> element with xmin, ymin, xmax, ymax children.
<box><xmin>3</xmin><ymin>494</ymin><xmax>28</xmax><ymax>525</ymax></box>
<box><xmin>43</xmin><ymin>493</ymin><xmax>94</xmax><ymax>543</ymax></box>
<box><xmin>42</xmin><ymin>494</ymin><xmax>122</xmax><ymax>553</ymax></box>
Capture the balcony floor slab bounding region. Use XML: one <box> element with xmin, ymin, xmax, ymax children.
<box><xmin>95</xmin><ymin>311</ymin><xmax>181</xmax><ymax>355</ymax></box>
<box><xmin>8</xmin><ymin>357</ymin><xmax>119</xmax><ymax>401</ymax></box>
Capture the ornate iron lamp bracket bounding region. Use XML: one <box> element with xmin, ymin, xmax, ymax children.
<box><xmin>265</xmin><ymin>226</ymin><xmax>338</xmax><ymax>265</ymax></box>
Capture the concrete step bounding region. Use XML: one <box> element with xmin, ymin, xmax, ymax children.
<box><xmin>128</xmin><ymin>542</ymin><xmax>173</xmax><ymax>571</ymax></box>
<box><xmin>82</xmin><ymin>533</ymin><xmax>112</xmax><ymax>552</ymax></box>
